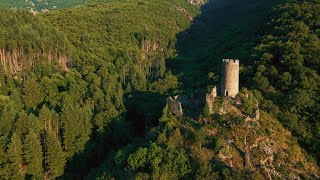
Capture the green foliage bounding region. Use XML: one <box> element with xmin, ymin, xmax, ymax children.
<box><xmin>123</xmin><ymin>138</ymin><xmax>191</xmax><ymax>179</ymax></box>
<box><xmin>7</xmin><ymin>133</ymin><xmax>25</xmax><ymax>180</ymax></box>
<box><xmin>128</xmin><ymin>147</ymin><xmax>148</xmax><ymax>171</ymax></box>
<box><xmin>45</xmin><ymin>133</ymin><xmax>66</xmax><ymax>179</ymax></box>
<box><xmin>194</xmin><ymin>127</ymin><xmax>207</xmax><ymax>148</ymax></box>
<box><xmin>252</xmin><ymin>0</ymin><xmax>320</xmax><ymax>162</ymax></box>
<box><xmin>195</xmin><ymin>164</ymin><xmax>219</xmax><ymax>180</ymax></box>
<box><xmin>39</xmin><ymin>0</ymin><xmax>197</xmax><ymax>89</ymax></box>
<box><xmin>22</xmin><ymin>78</ymin><xmax>44</xmax><ymax>111</ymax></box>
<box><xmin>0</xmin><ymin>9</ymin><xmax>71</xmax><ymax>53</ymax></box>
<box><xmin>0</xmin><ymin>0</ymin><xmax>101</xmax><ymax>10</ymax></box>
<box><xmin>0</xmin><ymin>0</ymin><xmax>199</xmax><ymax>177</ymax></box>
<box><xmin>1</xmin><ymin>0</ymin><xmax>319</xmax><ymax>178</ymax></box>
<box><xmin>61</xmin><ymin>102</ymin><xmax>93</xmax><ymax>158</ymax></box>
<box><xmin>24</xmin><ymin>130</ymin><xmax>43</xmax><ymax>178</ymax></box>
<box><xmin>0</xmin><ymin>96</ymin><xmax>18</xmax><ymax>136</ymax></box>
<box><xmin>241</xmin><ymin>95</ymin><xmax>256</xmax><ymax>116</ymax></box>
<box><xmin>173</xmin><ymin>0</ymin><xmax>282</xmax><ymax>90</ymax></box>
<box><xmin>203</xmin><ymin>102</ymin><xmax>210</xmax><ymax>118</ymax></box>
<box><xmin>214</xmin><ymin>136</ymin><xmax>224</xmax><ymax>151</ymax></box>
<box><xmin>149</xmin><ymin>72</ymin><xmax>179</xmax><ymax>94</ymax></box>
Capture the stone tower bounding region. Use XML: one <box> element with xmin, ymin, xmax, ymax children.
<box><xmin>221</xmin><ymin>59</ymin><xmax>239</xmax><ymax>98</ymax></box>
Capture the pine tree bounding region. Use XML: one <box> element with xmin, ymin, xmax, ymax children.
<box><xmin>45</xmin><ymin>133</ymin><xmax>66</xmax><ymax>179</ymax></box>
<box><xmin>24</xmin><ymin>130</ymin><xmax>43</xmax><ymax>178</ymax></box>
<box><xmin>7</xmin><ymin>133</ymin><xmax>25</xmax><ymax>180</ymax></box>
<box><xmin>61</xmin><ymin>102</ymin><xmax>92</xmax><ymax>158</ymax></box>
<box><xmin>22</xmin><ymin>78</ymin><xmax>44</xmax><ymax>111</ymax></box>
<box><xmin>15</xmin><ymin>111</ymin><xmax>29</xmax><ymax>140</ymax></box>
<box><xmin>39</xmin><ymin>105</ymin><xmax>59</xmax><ymax>138</ymax></box>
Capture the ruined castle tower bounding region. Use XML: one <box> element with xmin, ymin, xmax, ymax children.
<box><xmin>220</xmin><ymin>59</ymin><xmax>239</xmax><ymax>98</ymax></box>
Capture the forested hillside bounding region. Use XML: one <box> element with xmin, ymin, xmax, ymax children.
<box><xmin>85</xmin><ymin>0</ymin><xmax>320</xmax><ymax>178</ymax></box>
<box><xmin>0</xmin><ymin>0</ymin><xmax>199</xmax><ymax>179</ymax></box>
<box><xmin>0</xmin><ymin>9</ymin><xmax>71</xmax><ymax>74</ymax></box>
<box><xmin>251</xmin><ymin>0</ymin><xmax>320</xmax><ymax>164</ymax></box>
<box><xmin>0</xmin><ymin>0</ymin><xmax>320</xmax><ymax>179</ymax></box>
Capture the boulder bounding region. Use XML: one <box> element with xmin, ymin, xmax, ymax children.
<box><xmin>205</xmin><ymin>86</ymin><xmax>217</xmax><ymax>115</ymax></box>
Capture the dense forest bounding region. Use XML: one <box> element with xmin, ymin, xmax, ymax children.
<box><xmin>0</xmin><ymin>0</ymin><xmax>199</xmax><ymax>179</ymax></box>
<box><xmin>0</xmin><ymin>0</ymin><xmax>320</xmax><ymax>179</ymax></box>
<box><xmin>251</xmin><ymin>0</ymin><xmax>320</xmax><ymax>166</ymax></box>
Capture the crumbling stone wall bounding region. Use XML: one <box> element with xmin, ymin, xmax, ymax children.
<box><xmin>205</xmin><ymin>86</ymin><xmax>217</xmax><ymax>115</ymax></box>
<box><xmin>166</xmin><ymin>96</ymin><xmax>183</xmax><ymax>116</ymax></box>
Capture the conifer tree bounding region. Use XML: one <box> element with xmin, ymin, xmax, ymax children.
<box><xmin>22</xmin><ymin>78</ymin><xmax>44</xmax><ymax>111</ymax></box>
<box><xmin>39</xmin><ymin>105</ymin><xmax>59</xmax><ymax>138</ymax></box>
<box><xmin>61</xmin><ymin>102</ymin><xmax>92</xmax><ymax>158</ymax></box>
<box><xmin>15</xmin><ymin>111</ymin><xmax>29</xmax><ymax>140</ymax></box>
<box><xmin>7</xmin><ymin>133</ymin><xmax>25</xmax><ymax>180</ymax></box>
<box><xmin>45</xmin><ymin>133</ymin><xmax>66</xmax><ymax>179</ymax></box>
<box><xmin>24</xmin><ymin>130</ymin><xmax>43</xmax><ymax>178</ymax></box>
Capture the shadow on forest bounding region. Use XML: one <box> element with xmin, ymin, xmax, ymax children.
<box><xmin>169</xmin><ymin>0</ymin><xmax>280</xmax><ymax>117</ymax></box>
<box><xmin>60</xmin><ymin>91</ymin><xmax>167</xmax><ymax>179</ymax></box>
<box><xmin>61</xmin><ymin>0</ymin><xmax>282</xmax><ymax>178</ymax></box>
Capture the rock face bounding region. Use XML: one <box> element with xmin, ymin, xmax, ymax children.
<box><xmin>166</xmin><ymin>96</ymin><xmax>183</xmax><ymax>116</ymax></box>
<box><xmin>0</xmin><ymin>48</ymin><xmax>71</xmax><ymax>74</ymax></box>
<box><xmin>210</xmin><ymin>95</ymin><xmax>320</xmax><ymax>179</ymax></box>
<box><xmin>188</xmin><ymin>0</ymin><xmax>204</xmax><ymax>6</ymax></box>
<box><xmin>205</xmin><ymin>86</ymin><xmax>217</xmax><ymax>115</ymax></box>
<box><xmin>141</xmin><ymin>39</ymin><xmax>160</xmax><ymax>60</ymax></box>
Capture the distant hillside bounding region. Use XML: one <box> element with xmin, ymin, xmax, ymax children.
<box><xmin>0</xmin><ymin>0</ymin><xmax>104</xmax><ymax>11</ymax></box>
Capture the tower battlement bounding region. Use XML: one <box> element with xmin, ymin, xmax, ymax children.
<box><xmin>222</xmin><ymin>59</ymin><xmax>240</xmax><ymax>64</ymax></box>
<box><xmin>221</xmin><ymin>59</ymin><xmax>240</xmax><ymax>98</ymax></box>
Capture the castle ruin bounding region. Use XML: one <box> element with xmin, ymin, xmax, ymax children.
<box><xmin>166</xmin><ymin>96</ymin><xmax>183</xmax><ymax>116</ymax></box>
<box><xmin>166</xmin><ymin>59</ymin><xmax>240</xmax><ymax>116</ymax></box>
<box><xmin>220</xmin><ymin>59</ymin><xmax>239</xmax><ymax>98</ymax></box>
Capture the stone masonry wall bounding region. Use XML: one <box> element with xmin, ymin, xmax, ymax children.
<box><xmin>221</xmin><ymin>59</ymin><xmax>239</xmax><ymax>98</ymax></box>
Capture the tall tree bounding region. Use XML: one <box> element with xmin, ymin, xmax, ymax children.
<box><xmin>7</xmin><ymin>133</ymin><xmax>25</xmax><ymax>180</ymax></box>
<box><xmin>39</xmin><ymin>105</ymin><xmax>59</xmax><ymax>138</ymax></box>
<box><xmin>22</xmin><ymin>78</ymin><xmax>44</xmax><ymax>111</ymax></box>
<box><xmin>45</xmin><ymin>133</ymin><xmax>66</xmax><ymax>179</ymax></box>
<box><xmin>60</xmin><ymin>102</ymin><xmax>92</xmax><ymax>158</ymax></box>
<box><xmin>24</xmin><ymin>130</ymin><xmax>43</xmax><ymax>178</ymax></box>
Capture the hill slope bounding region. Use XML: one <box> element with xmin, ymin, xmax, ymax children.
<box><xmin>0</xmin><ymin>0</ymin><xmax>99</xmax><ymax>10</ymax></box>
<box><xmin>87</xmin><ymin>93</ymin><xmax>319</xmax><ymax>179</ymax></box>
<box><xmin>0</xmin><ymin>0</ymin><xmax>201</xmax><ymax>179</ymax></box>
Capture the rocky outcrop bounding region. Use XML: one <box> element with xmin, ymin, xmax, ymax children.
<box><xmin>175</xmin><ymin>6</ymin><xmax>194</xmax><ymax>21</ymax></box>
<box><xmin>166</xmin><ymin>96</ymin><xmax>183</xmax><ymax>116</ymax></box>
<box><xmin>213</xmin><ymin>97</ymin><xmax>320</xmax><ymax>179</ymax></box>
<box><xmin>188</xmin><ymin>0</ymin><xmax>205</xmax><ymax>6</ymax></box>
<box><xmin>205</xmin><ymin>86</ymin><xmax>217</xmax><ymax>115</ymax></box>
<box><xmin>218</xmin><ymin>99</ymin><xmax>232</xmax><ymax>115</ymax></box>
